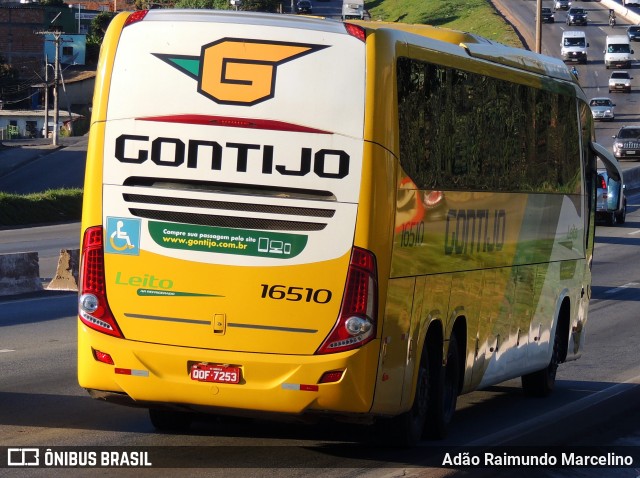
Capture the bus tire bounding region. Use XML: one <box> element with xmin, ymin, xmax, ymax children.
<box><xmin>521</xmin><ymin>325</ymin><xmax>561</xmax><ymax>397</ymax></box>
<box><xmin>615</xmin><ymin>201</ymin><xmax>627</xmax><ymax>224</ymax></box>
<box><xmin>149</xmin><ymin>409</ymin><xmax>192</xmax><ymax>432</ymax></box>
<box><xmin>382</xmin><ymin>350</ymin><xmax>431</xmax><ymax>447</ymax></box>
<box><xmin>426</xmin><ymin>334</ymin><xmax>460</xmax><ymax>439</ymax></box>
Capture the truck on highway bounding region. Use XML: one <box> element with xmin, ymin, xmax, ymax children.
<box><xmin>604</xmin><ymin>34</ymin><xmax>634</xmax><ymax>69</ymax></box>
<box><xmin>342</xmin><ymin>0</ymin><xmax>364</xmax><ymax>20</ymax></box>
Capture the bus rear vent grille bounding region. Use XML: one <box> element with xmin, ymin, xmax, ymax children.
<box><xmin>123</xmin><ymin>193</ymin><xmax>335</xmax><ymax>218</ymax></box>
<box><xmin>128</xmin><ymin>209</ymin><xmax>328</xmax><ymax>232</ymax></box>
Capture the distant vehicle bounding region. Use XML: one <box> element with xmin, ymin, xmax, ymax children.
<box><xmin>342</xmin><ymin>0</ymin><xmax>364</xmax><ymax>19</ymax></box>
<box><xmin>608</xmin><ymin>70</ymin><xmax>633</xmax><ymax>93</ymax></box>
<box><xmin>41</xmin><ymin>121</ymin><xmax>64</xmax><ymax>138</ymax></box>
<box><xmin>561</xmin><ymin>30</ymin><xmax>589</xmax><ymax>63</ymax></box>
<box><xmin>566</xmin><ymin>7</ymin><xmax>588</xmax><ymax>26</ymax></box>
<box><xmin>627</xmin><ymin>25</ymin><xmax>640</xmax><ymax>41</ymax></box>
<box><xmin>295</xmin><ymin>0</ymin><xmax>312</xmax><ymax>13</ymax></box>
<box><xmin>604</xmin><ymin>35</ymin><xmax>634</xmax><ymax>69</ymax></box>
<box><xmin>589</xmin><ymin>97</ymin><xmax>616</xmax><ymax>121</ymax></box>
<box><xmin>541</xmin><ymin>7</ymin><xmax>555</xmax><ymax>23</ymax></box>
<box><xmin>612</xmin><ymin>125</ymin><xmax>640</xmax><ymax>159</ymax></box>
<box><xmin>555</xmin><ymin>0</ymin><xmax>570</xmax><ymax>10</ymax></box>
<box><xmin>596</xmin><ymin>168</ymin><xmax>626</xmax><ymax>226</ymax></box>
<box><xmin>622</xmin><ymin>0</ymin><xmax>640</xmax><ymax>6</ymax></box>
<box><xmin>571</xmin><ymin>65</ymin><xmax>579</xmax><ymax>79</ymax></box>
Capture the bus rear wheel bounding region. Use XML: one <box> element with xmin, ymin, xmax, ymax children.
<box><xmin>426</xmin><ymin>334</ymin><xmax>460</xmax><ymax>439</ymax></box>
<box><xmin>522</xmin><ymin>325</ymin><xmax>562</xmax><ymax>397</ymax></box>
<box><xmin>383</xmin><ymin>349</ymin><xmax>431</xmax><ymax>447</ymax></box>
<box><xmin>149</xmin><ymin>409</ymin><xmax>193</xmax><ymax>432</ymax></box>
<box><xmin>385</xmin><ymin>333</ymin><xmax>461</xmax><ymax>446</ymax></box>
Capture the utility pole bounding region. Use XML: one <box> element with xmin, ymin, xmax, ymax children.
<box><xmin>36</xmin><ymin>29</ymin><xmax>62</xmax><ymax>146</ymax></box>
<box><xmin>53</xmin><ymin>33</ymin><xmax>60</xmax><ymax>146</ymax></box>
<box><xmin>535</xmin><ymin>0</ymin><xmax>542</xmax><ymax>54</ymax></box>
<box><xmin>44</xmin><ymin>54</ymin><xmax>49</xmax><ymax>140</ymax></box>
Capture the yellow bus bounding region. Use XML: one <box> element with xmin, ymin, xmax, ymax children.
<box><xmin>78</xmin><ymin>10</ymin><xmax>622</xmax><ymax>445</ymax></box>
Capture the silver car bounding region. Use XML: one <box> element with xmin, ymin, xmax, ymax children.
<box><xmin>555</xmin><ymin>0</ymin><xmax>570</xmax><ymax>10</ymax></box>
<box><xmin>596</xmin><ymin>168</ymin><xmax>626</xmax><ymax>225</ymax></box>
<box><xmin>589</xmin><ymin>97</ymin><xmax>615</xmax><ymax>121</ymax></box>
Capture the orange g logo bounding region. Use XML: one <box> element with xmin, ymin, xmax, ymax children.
<box><xmin>154</xmin><ymin>38</ymin><xmax>328</xmax><ymax>106</ymax></box>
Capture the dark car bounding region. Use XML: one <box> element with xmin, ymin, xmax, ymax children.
<box><xmin>596</xmin><ymin>168</ymin><xmax>626</xmax><ymax>225</ymax></box>
<box><xmin>612</xmin><ymin>125</ymin><xmax>640</xmax><ymax>159</ymax></box>
<box><xmin>541</xmin><ymin>7</ymin><xmax>555</xmax><ymax>23</ymax></box>
<box><xmin>566</xmin><ymin>7</ymin><xmax>588</xmax><ymax>26</ymax></box>
<box><xmin>296</xmin><ymin>0</ymin><xmax>312</xmax><ymax>13</ymax></box>
<box><xmin>627</xmin><ymin>25</ymin><xmax>640</xmax><ymax>41</ymax></box>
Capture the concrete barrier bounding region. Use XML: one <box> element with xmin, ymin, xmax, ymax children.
<box><xmin>0</xmin><ymin>252</ymin><xmax>42</xmax><ymax>296</ymax></box>
<box><xmin>47</xmin><ymin>248</ymin><xmax>79</xmax><ymax>291</ymax></box>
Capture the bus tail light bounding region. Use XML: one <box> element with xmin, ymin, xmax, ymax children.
<box><xmin>344</xmin><ymin>23</ymin><xmax>366</xmax><ymax>42</ymax></box>
<box><xmin>79</xmin><ymin>226</ymin><xmax>123</xmax><ymax>338</ymax></box>
<box><xmin>316</xmin><ymin>247</ymin><xmax>377</xmax><ymax>354</ymax></box>
<box><xmin>124</xmin><ymin>10</ymin><xmax>148</xmax><ymax>27</ymax></box>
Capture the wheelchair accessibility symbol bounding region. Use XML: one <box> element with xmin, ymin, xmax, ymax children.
<box><xmin>105</xmin><ymin>217</ymin><xmax>141</xmax><ymax>255</ymax></box>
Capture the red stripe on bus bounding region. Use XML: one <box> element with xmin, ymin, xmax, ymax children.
<box><xmin>137</xmin><ymin>115</ymin><xmax>330</xmax><ymax>134</ymax></box>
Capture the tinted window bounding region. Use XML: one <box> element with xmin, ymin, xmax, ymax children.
<box><xmin>618</xmin><ymin>128</ymin><xmax>640</xmax><ymax>138</ymax></box>
<box><xmin>397</xmin><ymin>57</ymin><xmax>583</xmax><ymax>193</ymax></box>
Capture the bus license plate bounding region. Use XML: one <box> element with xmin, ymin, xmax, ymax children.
<box><xmin>190</xmin><ymin>363</ymin><xmax>241</xmax><ymax>384</ymax></box>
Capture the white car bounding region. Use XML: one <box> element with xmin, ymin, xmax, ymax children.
<box><xmin>589</xmin><ymin>97</ymin><xmax>616</xmax><ymax>121</ymax></box>
<box><xmin>609</xmin><ymin>71</ymin><xmax>633</xmax><ymax>93</ymax></box>
<box><xmin>555</xmin><ymin>0</ymin><xmax>570</xmax><ymax>10</ymax></box>
<box><xmin>623</xmin><ymin>0</ymin><xmax>640</xmax><ymax>6</ymax></box>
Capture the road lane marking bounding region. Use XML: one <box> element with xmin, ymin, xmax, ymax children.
<box><xmin>604</xmin><ymin>282</ymin><xmax>639</xmax><ymax>294</ymax></box>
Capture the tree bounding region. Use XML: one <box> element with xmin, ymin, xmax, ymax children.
<box><xmin>173</xmin><ymin>0</ymin><xmax>228</xmax><ymax>8</ymax></box>
<box><xmin>85</xmin><ymin>12</ymin><xmax>117</xmax><ymax>65</ymax></box>
<box><xmin>133</xmin><ymin>0</ymin><xmax>175</xmax><ymax>10</ymax></box>
<box><xmin>0</xmin><ymin>55</ymin><xmax>20</xmax><ymax>107</ymax></box>
<box><xmin>0</xmin><ymin>56</ymin><xmax>18</xmax><ymax>88</ymax></box>
<box><xmin>91</xmin><ymin>11</ymin><xmax>117</xmax><ymax>35</ymax></box>
<box><xmin>239</xmin><ymin>0</ymin><xmax>281</xmax><ymax>11</ymax></box>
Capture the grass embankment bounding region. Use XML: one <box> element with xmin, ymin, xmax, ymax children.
<box><xmin>1</xmin><ymin>0</ymin><xmax>520</xmax><ymax>228</ymax></box>
<box><xmin>367</xmin><ymin>0</ymin><xmax>522</xmax><ymax>48</ymax></box>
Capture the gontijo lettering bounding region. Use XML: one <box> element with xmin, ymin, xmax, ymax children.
<box><xmin>115</xmin><ymin>135</ymin><xmax>350</xmax><ymax>178</ymax></box>
<box><xmin>444</xmin><ymin>209</ymin><xmax>506</xmax><ymax>255</ymax></box>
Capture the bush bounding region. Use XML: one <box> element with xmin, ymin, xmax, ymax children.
<box><xmin>0</xmin><ymin>189</ymin><xmax>83</xmax><ymax>227</ymax></box>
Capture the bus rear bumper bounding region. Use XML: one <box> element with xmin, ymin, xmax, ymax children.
<box><xmin>78</xmin><ymin>324</ymin><xmax>381</xmax><ymax>418</ymax></box>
